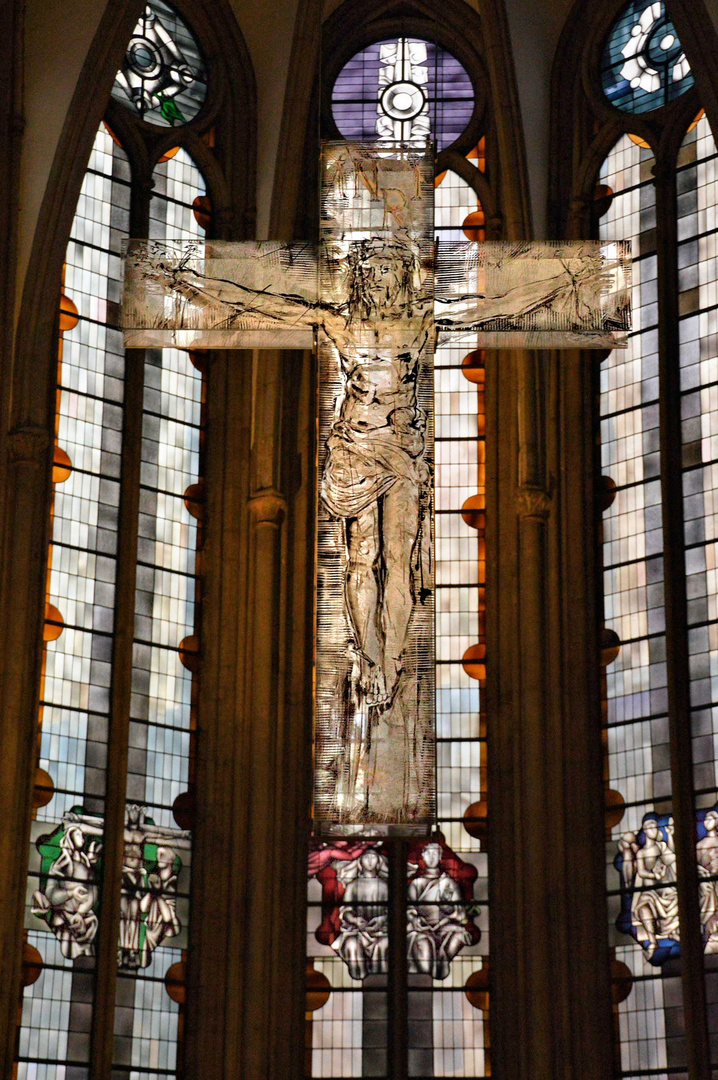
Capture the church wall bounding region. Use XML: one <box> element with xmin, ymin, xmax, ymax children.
<box><xmin>503</xmin><ymin>0</ymin><xmax>574</xmax><ymax>236</ymax></box>
<box><xmin>8</xmin><ymin>1</ymin><xmax>718</xmax><ymax>1078</ymax></box>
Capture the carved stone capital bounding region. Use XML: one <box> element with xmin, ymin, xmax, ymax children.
<box><xmin>651</xmin><ymin>160</ymin><xmax>674</xmax><ymax>185</ymax></box>
<box><xmin>486</xmin><ymin>214</ymin><xmax>504</xmax><ymax>240</ymax></box>
<box><xmin>248</xmin><ymin>489</ymin><xmax>287</xmax><ymax>526</ymax></box>
<box><xmin>567</xmin><ymin>196</ymin><xmax>591</xmax><ymax>236</ymax></box>
<box><xmin>517</xmin><ymin>485</ymin><xmax>553</xmax><ymax>519</ymax></box>
<box><xmin>7</xmin><ymin>425</ymin><xmax>51</xmax><ymax>467</ymax></box>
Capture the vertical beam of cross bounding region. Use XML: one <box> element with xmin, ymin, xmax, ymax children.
<box><xmin>313</xmin><ymin>143</ymin><xmax>436</xmax><ymax>837</ymax></box>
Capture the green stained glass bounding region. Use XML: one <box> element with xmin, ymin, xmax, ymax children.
<box><xmin>111</xmin><ymin>1</ymin><xmax>207</xmax><ymax>127</ymax></box>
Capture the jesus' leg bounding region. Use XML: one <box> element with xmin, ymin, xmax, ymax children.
<box><xmin>381</xmin><ymin>478</ymin><xmax>421</xmax><ymax>699</ymax></box>
<box><xmin>345</xmin><ymin>503</ymin><xmax>384</xmax><ymax>699</ymax></box>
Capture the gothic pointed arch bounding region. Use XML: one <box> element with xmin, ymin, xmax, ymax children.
<box><xmin>0</xmin><ymin>3</ymin><xmax>256</xmax><ymax>1077</ymax></box>
<box><xmin>550</xmin><ymin>1</ymin><xmax>718</xmax><ymax>1077</ymax></box>
<box><xmin>320</xmin><ymin>0</ymin><xmax>530</xmax><ymax>237</ymax></box>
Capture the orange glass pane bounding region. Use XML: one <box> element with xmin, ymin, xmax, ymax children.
<box><xmin>32</xmin><ymin>767</ymin><xmax>54</xmax><ymax>810</ymax></box>
<box><xmin>462</xmin><ymin>643</ymin><xmax>486</xmax><ymax>681</ymax></box>
<box><xmin>306</xmin><ymin>965</ymin><xmax>331</xmax><ymax>1012</ymax></box>
<box><xmin>44</xmin><ymin>603</ymin><xmax>64</xmax><ymax>641</ymax></box>
<box><xmin>192</xmin><ymin>195</ymin><xmax>212</xmax><ymax>231</ymax></box>
<box><xmin>465</xmin><ymin>966</ymin><xmax>490</xmax><ymax>1011</ymax></box>
<box><xmin>462</xmin><ymin>210</ymin><xmax>486</xmax><ymax>242</ymax></box>
<box><xmin>165</xmin><ymin>961</ymin><xmax>187</xmax><ymax>1004</ymax></box>
<box><xmin>179</xmin><ymin>635</ymin><xmax>200</xmax><ymax>671</ymax></box>
<box><xmin>59</xmin><ymin>294</ymin><xmax>79</xmax><ymax>332</ymax></box>
<box><xmin>52</xmin><ymin>446</ymin><xmax>72</xmax><ymax>484</ymax></box>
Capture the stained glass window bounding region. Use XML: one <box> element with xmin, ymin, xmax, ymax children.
<box><xmin>111</xmin><ymin>1</ymin><xmax>207</xmax><ymax>127</ymax></box>
<box><xmin>112</xmin><ymin>148</ymin><xmax>206</xmax><ymax>1080</ymax></box>
<box><xmin>601</xmin><ymin>1</ymin><xmax>693</xmax><ymax>115</ymax></box>
<box><xmin>306</xmin><ymin>114</ymin><xmax>489</xmax><ymax>1079</ymax></box>
<box><xmin>18</xmin><ymin>121</ymin><xmax>130</xmax><ymax>1080</ymax></box>
<box><xmin>676</xmin><ymin>110</ymin><xmax>718</xmax><ymax>1069</ymax></box>
<box><xmin>598</xmin><ymin>133</ymin><xmax>684</xmax><ymax>1072</ymax></box>
<box><xmin>331</xmin><ymin>38</ymin><xmax>475</xmax><ymax>152</ymax></box>
<box><xmin>597</xmin><ymin>106</ymin><xmax>718</xmax><ymax>1075</ymax></box>
<box><xmin>18</xmin><ymin>8</ymin><xmax>210</xmax><ymax>1070</ymax></box>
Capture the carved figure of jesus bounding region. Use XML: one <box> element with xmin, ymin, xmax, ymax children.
<box><xmin>321</xmin><ymin>340</ymin><xmax>430</xmax><ymax>707</ymax></box>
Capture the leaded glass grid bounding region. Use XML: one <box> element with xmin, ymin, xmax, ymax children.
<box><xmin>16</xmin><ymin>132</ymin><xmax>208</xmax><ymax>1080</ymax></box>
<box><xmin>112</xmin><ymin>148</ymin><xmax>207</xmax><ymax>1080</ymax></box>
<box><xmin>18</xmin><ymin>122</ymin><xmax>130</xmax><ymax>1080</ymax></box>
<box><xmin>598</xmin><ymin>133</ymin><xmax>689</xmax><ymax>1074</ymax></box>
<box><xmin>676</xmin><ymin>111</ymin><xmax>718</xmax><ymax>1069</ymax></box>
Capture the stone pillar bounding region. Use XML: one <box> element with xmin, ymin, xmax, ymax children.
<box><xmin>487</xmin><ymin>346</ymin><xmax>614</xmax><ymax>1080</ymax></box>
<box><xmin>0</xmin><ymin>426</ymin><xmax>52</xmax><ymax>1080</ymax></box>
<box><xmin>186</xmin><ymin>348</ymin><xmax>313</xmax><ymax>1080</ymax></box>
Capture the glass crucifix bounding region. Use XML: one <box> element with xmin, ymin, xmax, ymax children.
<box><xmin>122</xmin><ymin>141</ymin><xmax>631</xmax><ymax>838</ymax></box>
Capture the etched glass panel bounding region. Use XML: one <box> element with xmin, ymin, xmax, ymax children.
<box><xmin>124</xmin><ymin>237</ymin><xmax>630</xmax><ymax>351</ymax></box>
<box><xmin>123</xmin><ymin>239</ymin><xmax>318</xmax><ymax>348</ymax></box>
<box><xmin>435</xmin><ymin>240</ymin><xmax>632</xmax><ymax>347</ymax></box>
<box><xmin>314</xmin><ymin>144</ymin><xmax>435</xmax><ymax>835</ymax></box>
<box><xmin>307</xmin><ymin>163</ymin><xmax>489</xmax><ymax>1079</ymax></box>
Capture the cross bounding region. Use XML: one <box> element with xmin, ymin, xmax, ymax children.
<box><xmin>122</xmin><ymin>140</ymin><xmax>630</xmax><ymax>839</ymax></box>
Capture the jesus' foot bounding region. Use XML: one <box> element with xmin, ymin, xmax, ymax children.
<box><xmin>383</xmin><ymin>655</ymin><xmax>404</xmax><ymax>703</ymax></box>
<box><xmin>366</xmin><ymin>666</ymin><xmax>389</xmax><ymax>708</ymax></box>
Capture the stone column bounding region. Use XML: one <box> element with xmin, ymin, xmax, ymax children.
<box><xmin>487</xmin><ymin>344</ymin><xmax>614</xmax><ymax>1080</ymax></box>
<box><xmin>186</xmin><ymin>348</ymin><xmax>313</xmax><ymax>1080</ymax></box>
<box><xmin>0</xmin><ymin>426</ymin><xmax>52</xmax><ymax>1080</ymax></box>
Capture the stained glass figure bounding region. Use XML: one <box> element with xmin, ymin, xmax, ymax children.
<box><xmin>329</xmin><ymin>847</ymin><xmax>390</xmax><ymax>980</ymax></box>
<box><xmin>122</xmin><ymin>141</ymin><xmax>631</xmax><ymax>837</ymax></box>
<box><xmin>614</xmin><ymin>805</ymin><xmax>718</xmax><ymax>964</ymax></box>
<box><xmin>111</xmin><ymin>1</ymin><xmax>207</xmax><ymax>127</ymax></box>
<box><xmin>601</xmin><ymin>1</ymin><xmax>693</xmax><ymax>114</ymax></box>
<box><xmin>118</xmin><ymin>803</ymin><xmax>190</xmax><ymax>971</ymax></box>
<box><xmin>406</xmin><ymin>839</ymin><xmax>480</xmax><ymax>979</ymax></box>
<box><xmin>30</xmin><ymin>805</ymin><xmax>190</xmax><ymax>970</ymax></box>
<box><xmin>31</xmin><ymin>812</ymin><xmax>103</xmax><ymax>959</ymax></box>
<box><xmin>308</xmin><ymin>836</ymin><xmax>480</xmax><ymax>980</ymax></box>
<box><xmin>332</xmin><ymin>37</ymin><xmax>475</xmax><ymax>151</ymax></box>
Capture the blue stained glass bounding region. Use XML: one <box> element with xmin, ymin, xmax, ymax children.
<box><xmin>601</xmin><ymin>1</ymin><xmax>694</xmax><ymax>114</ymax></box>
<box><xmin>331</xmin><ymin>38</ymin><xmax>475</xmax><ymax>152</ymax></box>
<box><xmin>111</xmin><ymin>1</ymin><xmax>207</xmax><ymax>127</ymax></box>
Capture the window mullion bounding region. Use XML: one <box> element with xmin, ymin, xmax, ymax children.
<box><xmin>654</xmin><ymin>157</ymin><xmax>711</xmax><ymax>1080</ymax></box>
<box><xmin>88</xmin><ymin>169</ymin><xmax>151</xmax><ymax>1080</ymax></box>
<box><xmin>387</xmin><ymin>841</ymin><xmax>409</xmax><ymax>1080</ymax></box>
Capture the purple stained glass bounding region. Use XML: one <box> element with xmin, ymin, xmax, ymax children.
<box><xmin>332</xmin><ymin>38</ymin><xmax>475</xmax><ymax>152</ymax></box>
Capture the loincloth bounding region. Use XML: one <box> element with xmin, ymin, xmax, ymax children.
<box><xmin>321</xmin><ymin>419</ymin><xmax>428</xmax><ymax>518</ymax></box>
